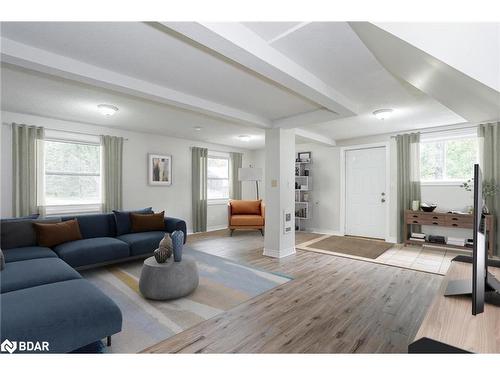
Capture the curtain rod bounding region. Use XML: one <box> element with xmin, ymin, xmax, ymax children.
<box><xmin>44</xmin><ymin>127</ymin><xmax>129</xmax><ymax>141</ymax></box>
<box><xmin>390</xmin><ymin>124</ymin><xmax>478</xmax><ymax>139</ymax></box>
<box><xmin>3</xmin><ymin>122</ymin><xmax>129</xmax><ymax>141</ymax></box>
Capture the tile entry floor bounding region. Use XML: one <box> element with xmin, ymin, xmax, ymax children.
<box><xmin>376</xmin><ymin>245</ymin><xmax>467</xmax><ymax>274</ymax></box>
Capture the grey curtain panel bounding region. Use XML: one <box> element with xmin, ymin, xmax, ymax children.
<box><xmin>192</xmin><ymin>147</ymin><xmax>208</xmax><ymax>232</ymax></box>
<box><xmin>229</xmin><ymin>152</ymin><xmax>243</xmax><ymax>200</ymax></box>
<box><xmin>478</xmin><ymin>122</ymin><xmax>500</xmax><ymax>256</ymax></box>
<box><xmin>12</xmin><ymin>123</ymin><xmax>44</xmax><ymax>217</ymax></box>
<box><xmin>101</xmin><ymin>135</ymin><xmax>124</xmax><ymax>212</ymax></box>
<box><xmin>396</xmin><ymin>132</ymin><xmax>421</xmax><ymax>243</ymax></box>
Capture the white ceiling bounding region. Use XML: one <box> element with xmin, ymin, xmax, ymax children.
<box><xmin>0</xmin><ymin>22</ymin><xmax>318</xmax><ymax>120</ymax></box>
<box><xmin>0</xmin><ymin>64</ymin><xmax>265</xmax><ymax>149</ymax></box>
<box><xmin>1</xmin><ymin>21</ymin><xmax>496</xmax><ymax>148</ymax></box>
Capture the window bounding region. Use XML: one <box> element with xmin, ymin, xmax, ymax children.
<box><xmin>43</xmin><ymin>139</ymin><xmax>101</xmax><ymax>210</ymax></box>
<box><xmin>420</xmin><ymin>135</ymin><xmax>478</xmax><ymax>184</ymax></box>
<box><xmin>207</xmin><ymin>156</ymin><xmax>229</xmax><ymax>200</ymax></box>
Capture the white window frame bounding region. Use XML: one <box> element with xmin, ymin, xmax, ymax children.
<box><xmin>42</xmin><ymin>131</ymin><xmax>103</xmax><ymax>215</ymax></box>
<box><xmin>420</xmin><ymin>128</ymin><xmax>479</xmax><ymax>186</ymax></box>
<box><xmin>207</xmin><ymin>151</ymin><xmax>230</xmax><ymax>205</ymax></box>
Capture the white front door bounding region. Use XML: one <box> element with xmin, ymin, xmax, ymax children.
<box><xmin>345</xmin><ymin>147</ymin><xmax>387</xmax><ymax>239</ymax></box>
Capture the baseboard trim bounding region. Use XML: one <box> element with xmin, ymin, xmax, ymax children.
<box><xmin>206</xmin><ymin>225</ymin><xmax>228</xmax><ymax>232</ymax></box>
<box><xmin>307</xmin><ymin>228</ymin><xmax>344</xmax><ymax>236</ymax></box>
<box><xmin>263</xmin><ymin>246</ymin><xmax>296</xmax><ymax>258</ymax></box>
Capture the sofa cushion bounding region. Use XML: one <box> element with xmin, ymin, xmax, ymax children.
<box><xmin>61</xmin><ymin>213</ymin><xmax>116</xmax><ymax>239</ymax></box>
<box><xmin>113</xmin><ymin>207</ymin><xmax>153</xmax><ymax>235</ymax></box>
<box><xmin>1</xmin><ymin>217</ymin><xmax>61</xmax><ymax>250</ymax></box>
<box><xmin>33</xmin><ymin>219</ymin><xmax>83</xmax><ymax>247</ymax></box>
<box><xmin>53</xmin><ymin>237</ymin><xmax>130</xmax><ymax>268</ymax></box>
<box><xmin>0</xmin><ymin>279</ymin><xmax>122</xmax><ymax>353</ymax></box>
<box><xmin>230</xmin><ymin>200</ymin><xmax>262</xmax><ymax>215</ymax></box>
<box><xmin>0</xmin><ymin>258</ymin><xmax>81</xmax><ymax>293</ymax></box>
<box><xmin>130</xmin><ymin>211</ymin><xmax>165</xmax><ymax>233</ymax></box>
<box><xmin>117</xmin><ymin>231</ymin><xmax>165</xmax><ymax>256</ymax></box>
<box><xmin>230</xmin><ymin>214</ymin><xmax>264</xmax><ymax>226</ymax></box>
<box><xmin>3</xmin><ymin>246</ymin><xmax>58</xmax><ymax>263</ymax></box>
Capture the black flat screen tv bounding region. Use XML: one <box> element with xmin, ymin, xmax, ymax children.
<box><xmin>444</xmin><ymin>164</ymin><xmax>500</xmax><ymax>315</ymax></box>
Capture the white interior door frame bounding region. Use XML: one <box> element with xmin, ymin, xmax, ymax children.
<box><xmin>339</xmin><ymin>142</ymin><xmax>391</xmax><ymax>241</ymax></box>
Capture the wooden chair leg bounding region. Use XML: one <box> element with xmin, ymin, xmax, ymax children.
<box><xmin>230</xmin><ymin>229</ymin><xmax>234</xmax><ymax>236</ymax></box>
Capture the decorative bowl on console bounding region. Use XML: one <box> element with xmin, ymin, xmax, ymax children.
<box><xmin>420</xmin><ymin>203</ymin><xmax>437</xmax><ymax>212</ymax></box>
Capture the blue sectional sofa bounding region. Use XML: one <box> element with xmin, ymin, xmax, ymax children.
<box><xmin>0</xmin><ymin>211</ymin><xmax>187</xmax><ymax>353</ymax></box>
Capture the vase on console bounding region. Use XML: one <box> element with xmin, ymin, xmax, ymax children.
<box><xmin>171</xmin><ymin>230</ymin><xmax>184</xmax><ymax>262</ymax></box>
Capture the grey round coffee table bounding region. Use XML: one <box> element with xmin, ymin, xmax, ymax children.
<box><xmin>139</xmin><ymin>256</ymin><xmax>199</xmax><ymax>300</ymax></box>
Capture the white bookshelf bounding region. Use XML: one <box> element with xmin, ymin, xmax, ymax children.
<box><xmin>295</xmin><ymin>155</ymin><xmax>311</xmax><ymax>232</ymax></box>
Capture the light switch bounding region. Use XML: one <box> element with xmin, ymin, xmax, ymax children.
<box><xmin>271</xmin><ymin>179</ymin><xmax>278</xmax><ymax>187</ymax></box>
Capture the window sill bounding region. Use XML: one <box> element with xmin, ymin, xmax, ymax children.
<box><xmin>208</xmin><ymin>199</ymin><xmax>229</xmax><ymax>206</ymax></box>
<box><xmin>420</xmin><ymin>181</ymin><xmax>466</xmax><ymax>187</ymax></box>
<box><xmin>43</xmin><ymin>203</ymin><xmax>102</xmax><ymax>216</ymax></box>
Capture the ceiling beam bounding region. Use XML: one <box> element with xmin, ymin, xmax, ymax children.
<box><xmin>1</xmin><ymin>37</ymin><xmax>272</xmax><ymax>128</ymax></box>
<box><xmin>267</xmin><ymin>22</ymin><xmax>310</xmax><ymax>44</ymax></box>
<box><xmin>295</xmin><ymin>128</ymin><xmax>336</xmax><ymax>146</ymax></box>
<box><xmin>273</xmin><ymin>109</ymin><xmax>339</xmax><ymax>129</ymax></box>
<box><xmin>155</xmin><ymin>22</ymin><xmax>358</xmax><ymax>118</ymax></box>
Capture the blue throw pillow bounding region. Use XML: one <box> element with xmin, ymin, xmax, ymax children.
<box><xmin>113</xmin><ymin>208</ymin><xmax>153</xmax><ymax>235</ymax></box>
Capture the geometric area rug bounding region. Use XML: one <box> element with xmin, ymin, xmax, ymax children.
<box><xmin>80</xmin><ymin>247</ymin><xmax>292</xmax><ymax>353</ymax></box>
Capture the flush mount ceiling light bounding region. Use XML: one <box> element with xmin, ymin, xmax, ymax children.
<box><xmin>193</xmin><ymin>126</ymin><xmax>203</xmax><ymax>131</ymax></box>
<box><xmin>373</xmin><ymin>109</ymin><xmax>394</xmax><ymax>120</ymax></box>
<box><xmin>238</xmin><ymin>135</ymin><xmax>251</xmax><ymax>142</ymax></box>
<box><xmin>97</xmin><ymin>104</ymin><xmax>119</xmax><ymax>116</ymax></box>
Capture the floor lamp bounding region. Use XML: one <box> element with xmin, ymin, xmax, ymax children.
<box><xmin>238</xmin><ymin>167</ymin><xmax>263</xmax><ymax>199</ymax></box>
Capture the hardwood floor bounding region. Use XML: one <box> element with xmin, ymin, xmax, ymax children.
<box><xmin>143</xmin><ymin>230</ymin><xmax>443</xmax><ymax>353</ymax></box>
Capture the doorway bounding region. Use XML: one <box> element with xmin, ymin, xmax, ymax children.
<box><xmin>343</xmin><ymin>145</ymin><xmax>388</xmax><ymax>240</ymax></box>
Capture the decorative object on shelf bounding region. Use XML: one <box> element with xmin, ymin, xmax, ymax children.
<box><xmin>295</xmin><ymin>152</ymin><xmax>312</xmax><ymax>231</ymax></box>
<box><xmin>171</xmin><ymin>230</ymin><xmax>184</xmax><ymax>262</ymax></box>
<box><xmin>420</xmin><ymin>203</ymin><xmax>437</xmax><ymax>212</ymax></box>
<box><xmin>412</xmin><ymin>200</ymin><xmax>420</xmax><ymax>211</ymax></box>
<box><xmin>153</xmin><ymin>247</ymin><xmax>170</xmax><ymax>263</ymax></box>
<box><xmin>298</xmin><ymin>152</ymin><xmax>311</xmax><ymax>162</ymax></box>
<box><xmin>461</xmin><ymin>178</ymin><xmax>498</xmax><ymax>214</ymax></box>
<box><xmin>148</xmin><ymin>154</ymin><xmax>172</xmax><ymax>186</ymax></box>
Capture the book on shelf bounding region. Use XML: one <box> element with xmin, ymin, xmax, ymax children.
<box><xmin>411</xmin><ymin>232</ymin><xmax>426</xmax><ymax>239</ymax></box>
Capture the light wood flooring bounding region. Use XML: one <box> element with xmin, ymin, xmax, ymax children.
<box><xmin>143</xmin><ymin>230</ymin><xmax>443</xmax><ymax>353</ymax></box>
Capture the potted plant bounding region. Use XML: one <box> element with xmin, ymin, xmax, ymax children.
<box><xmin>461</xmin><ymin>178</ymin><xmax>499</xmax><ymax>214</ymax></box>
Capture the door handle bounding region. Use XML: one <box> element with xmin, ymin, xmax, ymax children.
<box><xmin>381</xmin><ymin>192</ymin><xmax>386</xmax><ymax>196</ymax></box>
<box><xmin>381</xmin><ymin>198</ymin><xmax>386</xmax><ymax>203</ymax></box>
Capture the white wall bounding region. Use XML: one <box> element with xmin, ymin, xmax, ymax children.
<box><xmin>1</xmin><ymin>111</ymin><xmax>254</xmax><ymax>232</ymax></box>
<box><xmin>292</xmin><ymin>131</ymin><xmax>475</xmax><ymax>242</ymax></box>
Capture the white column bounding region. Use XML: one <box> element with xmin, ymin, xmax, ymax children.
<box><xmin>263</xmin><ymin>128</ymin><xmax>296</xmax><ymax>258</ymax></box>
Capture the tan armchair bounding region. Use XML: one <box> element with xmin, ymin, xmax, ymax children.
<box><xmin>228</xmin><ymin>200</ymin><xmax>265</xmax><ymax>236</ymax></box>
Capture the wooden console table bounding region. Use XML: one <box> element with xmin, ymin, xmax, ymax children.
<box><xmin>409</xmin><ymin>260</ymin><xmax>500</xmax><ymax>353</ymax></box>
<box><xmin>404</xmin><ymin>210</ymin><xmax>495</xmax><ymax>256</ymax></box>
